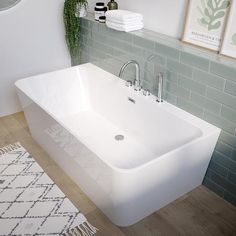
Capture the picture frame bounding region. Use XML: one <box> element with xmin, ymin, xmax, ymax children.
<box><xmin>220</xmin><ymin>0</ymin><xmax>236</xmax><ymax>59</ymax></box>
<box><xmin>182</xmin><ymin>0</ymin><xmax>231</xmax><ymax>52</ymax></box>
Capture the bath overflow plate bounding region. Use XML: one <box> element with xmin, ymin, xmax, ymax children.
<box><xmin>115</xmin><ymin>135</ymin><xmax>124</xmax><ymax>141</ymax></box>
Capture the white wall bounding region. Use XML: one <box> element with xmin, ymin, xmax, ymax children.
<box><xmin>0</xmin><ymin>0</ymin><xmax>188</xmax><ymax>117</ymax></box>
<box><xmin>0</xmin><ymin>0</ymin><xmax>70</xmax><ymax>117</ymax></box>
<box><xmin>88</xmin><ymin>0</ymin><xmax>188</xmax><ymax>38</ymax></box>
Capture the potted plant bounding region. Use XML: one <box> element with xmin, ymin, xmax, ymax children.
<box><xmin>64</xmin><ymin>0</ymin><xmax>88</xmax><ymax>65</ymax></box>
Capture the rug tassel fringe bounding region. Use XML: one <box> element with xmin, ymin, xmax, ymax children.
<box><xmin>64</xmin><ymin>221</ymin><xmax>98</xmax><ymax>236</ymax></box>
<box><xmin>0</xmin><ymin>142</ymin><xmax>21</xmax><ymax>155</ymax></box>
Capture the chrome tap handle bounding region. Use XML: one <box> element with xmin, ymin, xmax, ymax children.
<box><xmin>125</xmin><ymin>80</ymin><xmax>133</xmax><ymax>87</ymax></box>
<box><xmin>142</xmin><ymin>89</ymin><xmax>150</xmax><ymax>96</ymax></box>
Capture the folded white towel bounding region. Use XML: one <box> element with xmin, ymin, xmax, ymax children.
<box><xmin>106</xmin><ymin>21</ymin><xmax>144</xmax><ymax>32</ymax></box>
<box><xmin>106</xmin><ymin>20</ymin><xmax>143</xmax><ymax>28</ymax></box>
<box><xmin>106</xmin><ymin>17</ymin><xmax>143</xmax><ymax>25</ymax></box>
<box><xmin>105</xmin><ymin>10</ymin><xmax>143</xmax><ymax>22</ymax></box>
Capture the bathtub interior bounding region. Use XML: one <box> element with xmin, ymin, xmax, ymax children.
<box><xmin>16</xmin><ymin>63</ymin><xmax>205</xmax><ymax>169</ymax></box>
<box><xmin>15</xmin><ymin>67</ymin><xmax>92</xmax><ymax>118</ymax></box>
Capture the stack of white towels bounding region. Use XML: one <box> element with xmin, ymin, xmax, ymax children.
<box><xmin>105</xmin><ymin>10</ymin><xmax>143</xmax><ymax>32</ymax></box>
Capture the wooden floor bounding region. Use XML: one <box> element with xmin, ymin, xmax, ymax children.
<box><xmin>0</xmin><ymin>112</ymin><xmax>236</xmax><ymax>236</ymax></box>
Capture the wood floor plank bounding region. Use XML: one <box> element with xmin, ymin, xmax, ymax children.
<box><xmin>186</xmin><ymin>187</ymin><xmax>236</xmax><ymax>235</ymax></box>
<box><xmin>14</xmin><ymin>111</ymin><xmax>29</xmax><ymax>130</ymax></box>
<box><xmin>188</xmin><ymin>186</ymin><xmax>236</xmax><ymax>225</ymax></box>
<box><xmin>1</xmin><ymin>114</ymin><xmax>26</xmax><ymax>133</ymax></box>
<box><xmin>86</xmin><ymin>209</ymin><xmax>125</xmax><ymax>236</ymax></box>
<box><xmin>120</xmin><ymin>213</ymin><xmax>179</xmax><ymax>236</ymax></box>
<box><xmin>0</xmin><ymin>112</ymin><xmax>236</xmax><ymax>236</ymax></box>
<box><xmin>186</xmin><ymin>197</ymin><xmax>236</xmax><ymax>236</ymax></box>
<box><xmin>157</xmin><ymin>187</ymin><xmax>236</xmax><ymax>236</ymax></box>
<box><xmin>0</xmin><ymin>117</ymin><xmax>18</xmax><ymax>146</ymax></box>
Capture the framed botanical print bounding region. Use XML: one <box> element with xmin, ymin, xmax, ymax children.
<box><xmin>220</xmin><ymin>0</ymin><xmax>236</xmax><ymax>58</ymax></box>
<box><xmin>182</xmin><ymin>0</ymin><xmax>231</xmax><ymax>51</ymax></box>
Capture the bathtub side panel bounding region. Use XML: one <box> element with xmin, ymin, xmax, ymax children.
<box><xmin>109</xmin><ymin>133</ymin><xmax>219</xmax><ymax>226</ymax></box>
<box><xmin>16</xmin><ymin>88</ymin><xmax>116</xmax><ymax>214</ymax></box>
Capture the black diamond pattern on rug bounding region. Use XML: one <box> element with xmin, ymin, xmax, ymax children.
<box><xmin>0</xmin><ymin>143</ymin><xmax>97</xmax><ymax>235</ymax></box>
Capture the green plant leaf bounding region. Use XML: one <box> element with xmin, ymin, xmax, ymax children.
<box><xmin>204</xmin><ymin>8</ymin><xmax>210</xmax><ymax>17</ymax></box>
<box><xmin>218</xmin><ymin>1</ymin><xmax>230</xmax><ymax>10</ymax></box>
<box><xmin>201</xmin><ymin>18</ymin><xmax>209</xmax><ymax>25</ymax></box>
<box><xmin>214</xmin><ymin>11</ymin><xmax>225</xmax><ymax>19</ymax></box>
<box><xmin>213</xmin><ymin>0</ymin><xmax>217</xmax><ymax>9</ymax></box>
<box><xmin>198</xmin><ymin>0</ymin><xmax>229</xmax><ymax>31</ymax></box>
<box><xmin>63</xmin><ymin>0</ymin><xmax>88</xmax><ymax>65</ymax></box>
<box><xmin>208</xmin><ymin>21</ymin><xmax>221</xmax><ymax>30</ymax></box>
<box><xmin>198</xmin><ymin>18</ymin><xmax>208</xmax><ymax>28</ymax></box>
<box><xmin>207</xmin><ymin>0</ymin><xmax>214</xmax><ymax>10</ymax></box>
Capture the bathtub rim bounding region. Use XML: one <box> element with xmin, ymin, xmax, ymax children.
<box><xmin>15</xmin><ymin>63</ymin><xmax>221</xmax><ymax>173</ymax></box>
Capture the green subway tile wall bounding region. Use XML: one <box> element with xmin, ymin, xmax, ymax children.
<box><xmin>79</xmin><ymin>15</ymin><xmax>236</xmax><ymax>206</ymax></box>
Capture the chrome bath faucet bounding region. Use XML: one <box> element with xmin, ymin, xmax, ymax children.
<box><xmin>119</xmin><ymin>60</ymin><xmax>142</xmax><ymax>91</ymax></box>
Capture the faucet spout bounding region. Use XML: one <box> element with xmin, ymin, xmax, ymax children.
<box><xmin>119</xmin><ymin>60</ymin><xmax>141</xmax><ymax>91</ymax></box>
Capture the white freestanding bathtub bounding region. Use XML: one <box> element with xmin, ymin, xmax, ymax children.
<box><xmin>15</xmin><ymin>63</ymin><xmax>220</xmax><ymax>226</ymax></box>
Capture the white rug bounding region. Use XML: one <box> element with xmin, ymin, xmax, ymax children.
<box><xmin>0</xmin><ymin>143</ymin><xmax>98</xmax><ymax>236</ymax></box>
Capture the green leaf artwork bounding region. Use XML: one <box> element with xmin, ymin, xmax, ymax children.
<box><xmin>231</xmin><ymin>33</ymin><xmax>236</xmax><ymax>45</ymax></box>
<box><xmin>197</xmin><ymin>0</ymin><xmax>230</xmax><ymax>31</ymax></box>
